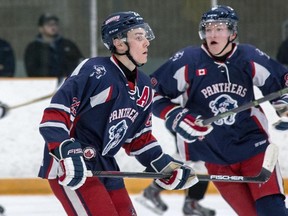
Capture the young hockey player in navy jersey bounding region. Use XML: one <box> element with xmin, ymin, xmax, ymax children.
<box><xmin>149</xmin><ymin>5</ymin><xmax>288</xmax><ymax>216</ymax></box>
<box><xmin>38</xmin><ymin>11</ymin><xmax>199</xmax><ymax>216</ymax></box>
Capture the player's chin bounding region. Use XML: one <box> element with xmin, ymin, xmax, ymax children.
<box><xmin>139</xmin><ymin>57</ymin><xmax>148</xmax><ymax>64</ymax></box>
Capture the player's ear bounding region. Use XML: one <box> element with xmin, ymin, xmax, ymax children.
<box><xmin>230</xmin><ymin>32</ymin><xmax>237</xmax><ymax>40</ymax></box>
<box><xmin>113</xmin><ymin>38</ymin><xmax>127</xmax><ymax>53</ymax></box>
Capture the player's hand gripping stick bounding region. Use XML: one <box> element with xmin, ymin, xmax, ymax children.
<box><xmin>165</xmin><ymin>107</ymin><xmax>213</xmax><ymax>142</ymax></box>
<box><xmin>50</xmin><ymin>139</ymin><xmax>87</xmax><ymax>190</ymax></box>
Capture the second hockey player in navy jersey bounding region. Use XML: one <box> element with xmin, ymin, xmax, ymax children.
<box><xmin>38</xmin><ymin>11</ymin><xmax>199</xmax><ymax>215</ymax></box>
<box><xmin>149</xmin><ymin>5</ymin><xmax>288</xmax><ymax>216</ymax></box>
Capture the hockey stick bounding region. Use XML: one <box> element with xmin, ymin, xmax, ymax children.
<box><xmin>8</xmin><ymin>77</ymin><xmax>65</xmax><ymax>110</ymax></box>
<box><xmin>8</xmin><ymin>92</ymin><xmax>55</xmax><ymax>110</ymax></box>
<box><xmin>87</xmin><ymin>144</ymin><xmax>278</xmax><ymax>183</ymax></box>
<box><xmin>202</xmin><ymin>87</ymin><xmax>288</xmax><ymax>126</ymax></box>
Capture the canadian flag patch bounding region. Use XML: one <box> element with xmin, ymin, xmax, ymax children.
<box><xmin>196</xmin><ymin>68</ymin><xmax>207</xmax><ymax>76</ymax></box>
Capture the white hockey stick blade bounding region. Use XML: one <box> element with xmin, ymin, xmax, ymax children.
<box><xmin>262</xmin><ymin>143</ymin><xmax>278</xmax><ymax>173</ymax></box>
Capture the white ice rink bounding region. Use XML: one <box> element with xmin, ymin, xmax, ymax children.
<box><xmin>0</xmin><ymin>193</ymin><xmax>287</xmax><ymax>216</ymax></box>
<box><xmin>0</xmin><ymin>193</ymin><xmax>237</xmax><ymax>216</ymax></box>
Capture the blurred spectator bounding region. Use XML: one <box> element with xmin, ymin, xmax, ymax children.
<box><xmin>276</xmin><ymin>37</ymin><xmax>288</xmax><ymax>67</ymax></box>
<box><xmin>0</xmin><ymin>38</ymin><xmax>15</xmax><ymax>77</ymax></box>
<box><xmin>24</xmin><ymin>13</ymin><xmax>84</xmax><ymax>77</ymax></box>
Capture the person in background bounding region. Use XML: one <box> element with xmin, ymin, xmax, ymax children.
<box><xmin>24</xmin><ymin>13</ymin><xmax>83</xmax><ymax>77</ymax></box>
<box><xmin>37</xmin><ymin>11</ymin><xmax>199</xmax><ymax>215</ymax></box>
<box><xmin>149</xmin><ymin>5</ymin><xmax>288</xmax><ymax>216</ymax></box>
<box><xmin>0</xmin><ymin>38</ymin><xmax>15</xmax><ymax>77</ymax></box>
<box><xmin>276</xmin><ymin>35</ymin><xmax>288</xmax><ymax>67</ymax></box>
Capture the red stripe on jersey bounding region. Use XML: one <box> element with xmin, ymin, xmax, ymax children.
<box><xmin>159</xmin><ymin>104</ymin><xmax>178</xmax><ymax>119</ymax></box>
<box><xmin>48</xmin><ymin>142</ymin><xmax>62</xmax><ymax>151</ymax></box>
<box><xmin>122</xmin><ymin>132</ymin><xmax>157</xmax><ymax>155</ymax></box>
<box><xmin>41</xmin><ymin>109</ymin><xmax>71</xmax><ymax>127</ymax></box>
<box><xmin>251</xmin><ymin>61</ymin><xmax>256</xmax><ymax>78</ymax></box>
<box><xmin>184</xmin><ymin>65</ymin><xmax>189</xmax><ymax>82</ymax></box>
<box><xmin>106</xmin><ymin>85</ymin><xmax>113</xmax><ymax>102</ymax></box>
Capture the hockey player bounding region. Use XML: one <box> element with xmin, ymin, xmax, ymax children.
<box><xmin>38</xmin><ymin>11</ymin><xmax>200</xmax><ymax>216</ymax></box>
<box><xmin>149</xmin><ymin>5</ymin><xmax>288</xmax><ymax>216</ymax></box>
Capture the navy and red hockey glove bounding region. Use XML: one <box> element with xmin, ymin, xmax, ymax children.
<box><xmin>0</xmin><ymin>102</ymin><xmax>8</xmax><ymax>119</ymax></box>
<box><xmin>165</xmin><ymin>107</ymin><xmax>213</xmax><ymax>142</ymax></box>
<box><xmin>272</xmin><ymin>94</ymin><xmax>288</xmax><ymax>130</ymax></box>
<box><xmin>146</xmin><ymin>153</ymin><xmax>199</xmax><ymax>190</ymax></box>
<box><xmin>51</xmin><ymin>139</ymin><xmax>87</xmax><ymax>190</ymax></box>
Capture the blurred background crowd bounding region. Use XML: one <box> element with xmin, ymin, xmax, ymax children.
<box><xmin>0</xmin><ymin>0</ymin><xmax>288</xmax><ymax>78</ymax></box>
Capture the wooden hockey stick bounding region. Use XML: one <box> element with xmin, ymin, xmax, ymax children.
<box><xmin>202</xmin><ymin>87</ymin><xmax>288</xmax><ymax>126</ymax></box>
<box><xmin>87</xmin><ymin>144</ymin><xmax>278</xmax><ymax>183</ymax></box>
<box><xmin>8</xmin><ymin>92</ymin><xmax>55</xmax><ymax>110</ymax></box>
<box><xmin>7</xmin><ymin>77</ymin><xmax>65</xmax><ymax>110</ymax></box>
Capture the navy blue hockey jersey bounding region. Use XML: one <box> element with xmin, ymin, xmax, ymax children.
<box><xmin>38</xmin><ymin>56</ymin><xmax>163</xmax><ymax>190</ymax></box>
<box><xmin>150</xmin><ymin>43</ymin><xmax>288</xmax><ymax>165</ymax></box>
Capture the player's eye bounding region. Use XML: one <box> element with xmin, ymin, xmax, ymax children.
<box><xmin>135</xmin><ymin>35</ymin><xmax>146</xmax><ymax>41</ymax></box>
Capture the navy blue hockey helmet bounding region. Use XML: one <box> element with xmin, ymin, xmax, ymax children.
<box><xmin>101</xmin><ymin>11</ymin><xmax>155</xmax><ymax>52</ymax></box>
<box><xmin>199</xmin><ymin>5</ymin><xmax>239</xmax><ymax>40</ymax></box>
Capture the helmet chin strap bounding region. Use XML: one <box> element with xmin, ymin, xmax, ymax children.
<box><xmin>125</xmin><ymin>48</ymin><xmax>144</xmax><ymax>67</ymax></box>
<box><xmin>114</xmin><ymin>42</ymin><xmax>144</xmax><ymax>67</ymax></box>
<box><xmin>214</xmin><ymin>34</ymin><xmax>237</xmax><ymax>56</ymax></box>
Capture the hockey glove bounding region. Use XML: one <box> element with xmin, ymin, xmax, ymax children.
<box><xmin>272</xmin><ymin>94</ymin><xmax>288</xmax><ymax>117</ymax></box>
<box><xmin>51</xmin><ymin>139</ymin><xmax>87</xmax><ymax>190</ymax></box>
<box><xmin>0</xmin><ymin>102</ymin><xmax>8</xmax><ymax>119</ymax></box>
<box><xmin>165</xmin><ymin>107</ymin><xmax>213</xmax><ymax>142</ymax></box>
<box><xmin>148</xmin><ymin>153</ymin><xmax>199</xmax><ymax>190</ymax></box>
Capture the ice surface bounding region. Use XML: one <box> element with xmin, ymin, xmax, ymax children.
<box><xmin>0</xmin><ymin>193</ymin><xmax>238</xmax><ymax>216</ymax></box>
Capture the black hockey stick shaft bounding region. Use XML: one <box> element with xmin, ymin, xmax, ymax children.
<box><xmin>88</xmin><ymin>170</ymin><xmax>267</xmax><ymax>183</ymax></box>
<box><xmin>87</xmin><ymin>144</ymin><xmax>278</xmax><ymax>183</ymax></box>
<box><xmin>202</xmin><ymin>87</ymin><xmax>288</xmax><ymax>126</ymax></box>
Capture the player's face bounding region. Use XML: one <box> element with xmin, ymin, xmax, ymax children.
<box><xmin>39</xmin><ymin>21</ymin><xmax>59</xmax><ymax>38</ymax></box>
<box><xmin>126</xmin><ymin>28</ymin><xmax>150</xmax><ymax>64</ymax></box>
<box><xmin>204</xmin><ymin>22</ymin><xmax>234</xmax><ymax>56</ymax></box>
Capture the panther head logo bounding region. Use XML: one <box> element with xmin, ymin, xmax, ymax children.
<box><xmin>90</xmin><ymin>65</ymin><xmax>107</xmax><ymax>79</ymax></box>
<box><xmin>209</xmin><ymin>95</ymin><xmax>238</xmax><ymax>125</ymax></box>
